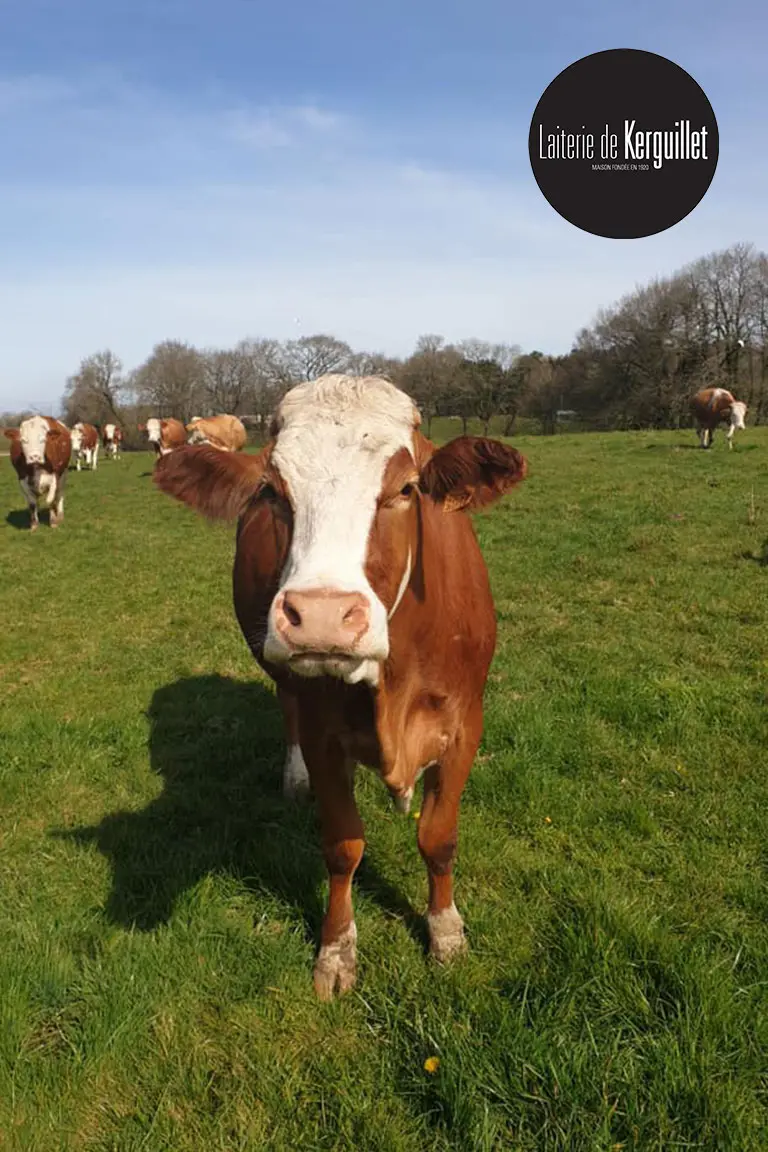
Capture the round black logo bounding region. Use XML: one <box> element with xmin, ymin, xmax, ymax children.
<box><xmin>528</xmin><ymin>49</ymin><xmax>719</xmax><ymax>239</ymax></box>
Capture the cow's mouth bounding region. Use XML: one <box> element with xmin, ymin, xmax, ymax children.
<box><xmin>286</xmin><ymin>651</ymin><xmax>381</xmax><ymax>685</ymax></box>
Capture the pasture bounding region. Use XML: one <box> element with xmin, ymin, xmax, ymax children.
<box><xmin>1</xmin><ymin>426</ymin><xmax>767</xmax><ymax>1151</ymax></box>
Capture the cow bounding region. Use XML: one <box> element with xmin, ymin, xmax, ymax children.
<box><xmin>690</xmin><ymin>387</ymin><xmax>748</xmax><ymax>449</ymax></box>
<box><xmin>138</xmin><ymin>417</ymin><xmax>187</xmax><ymax>457</ymax></box>
<box><xmin>102</xmin><ymin>423</ymin><xmax>123</xmax><ymax>459</ymax></box>
<box><xmin>70</xmin><ymin>422</ymin><xmax>100</xmax><ymax>471</ymax></box>
<box><xmin>154</xmin><ymin>374</ymin><xmax>527</xmax><ymax>999</ymax></box>
<box><xmin>4</xmin><ymin>415</ymin><xmax>72</xmax><ymax>530</ymax></box>
<box><xmin>186</xmin><ymin>414</ymin><xmax>247</xmax><ymax>452</ymax></box>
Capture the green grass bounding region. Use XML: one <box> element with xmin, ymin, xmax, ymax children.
<box><xmin>1</xmin><ymin>429</ymin><xmax>767</xmax><ymax>1151</ymax></box>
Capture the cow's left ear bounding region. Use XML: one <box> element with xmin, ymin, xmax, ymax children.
<box><xmin>419</xmin><ymin>436</ymin><xmax>527</xmax><ymax>512</ymax></box>
<box><xmin>3</xmin><ymin>428</ymin><xmax>19</xmax><ymax>441</ymax></box>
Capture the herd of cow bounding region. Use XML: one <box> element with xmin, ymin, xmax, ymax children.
<box><xmin>2</xmin><ymin>413</ymin><xmax>248</xmax><ymax>530</ymax></box>
<box><xmin>2</xmin><ymin>378</ymin><xmax>752</xmax><ymax>998</ymax></box>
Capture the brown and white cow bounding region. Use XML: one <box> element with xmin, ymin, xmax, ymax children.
<box><xmin>4</xmin><ymin>415</ymin><xmax>72</xmax><ymax>530</ymax></box>
<box><xmin>102</xmin><ymin>423</ymin><xmax>123</xmax><ymax>459</ymax></box>
<box><xmin>155</xmin><ymin>374</ymin><xmax>527</xmax><ymax>999</ymax></box>
<box><xmin>690</xmin><ymin>387</ymin><xmax>747</xmax><ymax>449</ymax></box>
<box><xmin>186</xmin><ymin>414</ymin><xmax>247</xmax><ymax>452</ymax></box>
<box><xmin>70</xmin><ymin>422</ymin><xmax>100</xmax><ymax>471</ymax></box>
<box><xmin>138</xmin><ymin>417</ymin><xmax>187</xmax><ymax>457</ymax></box>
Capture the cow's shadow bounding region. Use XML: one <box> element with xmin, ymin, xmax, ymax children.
<box><xmin>54</xmin><ymin>674</ymin><xmax>426</xmax><ymax>948</ymax></box>
<box><xmin>5</xmin><ymin>510</ymin><xmax>32</xmax><ymax>530</ymax></box>
<box><xmin>741</xmin><ymin>540</ymin><xmax>768</xmax><ymax>567</ymax></box>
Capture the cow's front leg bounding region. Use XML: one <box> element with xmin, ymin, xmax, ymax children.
<box><xmin>417</xmin><ymin>705</ymin><xmax>482</xmax><ymax>963</ymax></box>
<box><xmin>304</xmin><ymin>737</ymin><xmax>363</xmax><ymax>999</ymax></box>
<box><xmin>278</xmin><ymin>685</ymin><xmax>310</xmax><ymax>799</ymax></box>
<box><xmin>49</xmin><ymin>473</ymin><xmax>65</xmax><ymax>528</ymax></box>
<box><xmin>20</xmin><ymin>480</ymin><xmax>39</xmax><ymax>531</ymax></box>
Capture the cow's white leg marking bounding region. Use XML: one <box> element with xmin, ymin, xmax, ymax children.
<box><xmin>427</xmin><ymin>902</ymin><xmax>466</xmax><ymax>963</ymax></box>
<box><xmin>393</xmin><ymin>787</ymin><xmax>413</xmax><ymax>815</ymax></box>
<box><xmin>283</xmin><ymin>743</ymin><xmax>310</xmax><ymax>799</ymax></box>
<box><xmin>313</xmin><ymin>921</ymin><xmax>357</xmax><ymax>999</ymax></box>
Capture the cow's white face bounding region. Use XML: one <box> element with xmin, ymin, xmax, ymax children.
<box><xmin>146</xmin><ymin>418</ymin><xmax>162</xmax><ymax>443</ymax></box>
<box><xmin>262</xmin><ymin>376</ymin><xmax>418</xmax><ymax>685</ymax></box>
<box><xmin>104</xmin><ymin>423</ymin><xmax>116</xmax><ymax>439</ymax></box>
<box><xmin>730</xmin><ymin>401</ymin><xmax>747</xmax><ymax>430</ymax></box>
<box><xmin>70</xmin><ymin>426</ymin><xmax>83</xmax><ymax>452</ymax></box>
<box><xmin>19</xmin><ymin>416</ymin><xmax>50</xmax><ymax>465</ymax></box>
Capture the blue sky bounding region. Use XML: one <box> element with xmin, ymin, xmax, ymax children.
<box><xmin>1</xmin><ymin>0</ymin><xmax>766</xmax><ymax>410</ymax></box>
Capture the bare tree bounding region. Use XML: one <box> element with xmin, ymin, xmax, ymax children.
<box><xmin>200</xmin><ymin>348</ymin><xmax>255</xmax><ymax>414</ymax></box>
<box><xmin>281</xmin><ymin>334</ymin><xmax>353</xmax><ymax>381</ymax></box>
<box><xmin>133</xmin><ymin>340</ymin><xmax>205</xmax><ymax>424</ymax></box>
<box><xmin>397</xmin><ymin>335</ymin><xmax>462</xmax><ymax>436</ymax></box>
<box><xmin>61</xmin><ymin>350</ymin><xmax>126</xmax><ymax>427</ymax></box>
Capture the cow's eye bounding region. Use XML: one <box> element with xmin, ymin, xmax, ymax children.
<box><xmin>400</xmin><ymin>483</ymin><xmax>415</xmax><ymax>498</ymax></box>
<box><xmin>259</xmin><ymin>483</ymin><xmax>278</xmax><ymax>501</ymax></box>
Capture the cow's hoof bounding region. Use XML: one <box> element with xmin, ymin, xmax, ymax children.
<box><xmin>313</xmin><ymin>923</ymin><xmax>357</xmax><ymax>1000</ymax></box>
<box><xmin>30</xmin><ymin>523</ymin><xmax>39</xmax><ymax>533</ymax></box>
<box><xmin>427</xmin><ymin>904</ymin><xmax>466</xmax><ymax>963</ymax></box>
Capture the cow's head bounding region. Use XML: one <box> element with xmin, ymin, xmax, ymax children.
<box><xmin>16</xmin><ymin>415</ymin><xmax>62</xmax><ymax>465</ymax></box>
<box><xmin>70</xmin><ymin>424</ymin><xmax>84</xmax><ymax>452</ymax></box>
<box><xmin>154</xmin><ymin>375</ymin><xmax>527</xmax><ymax>685</ymax></box>
<box><xmin>145</xmin><ymin>418</ymin><xmax>162</xmax><ymax>444</ymax></box>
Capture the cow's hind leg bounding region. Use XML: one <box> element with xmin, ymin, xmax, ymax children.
<box><xmin>302</xmin><ymin>730</ymin><xmax>364</xmax><ymax>999</ymax></box>
<box><xmin>417</xmin><ymin>703</ymin><xmax>483</xmax><ymax>963</ymax></box>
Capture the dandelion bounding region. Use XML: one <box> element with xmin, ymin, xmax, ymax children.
<box><xmin>424</xmin><ymin>1056</ymin><xmax>440</xmax><ymax>1074</ymax></box>
<box><xmin>544</xmin><ymin>816</ymin><xmax>552</xmax><ymax>825</ymax></box>
<box><xmin>412</xmin><ymin>810</ymin><xmax>421</xmax><ymax>820</ymax></box>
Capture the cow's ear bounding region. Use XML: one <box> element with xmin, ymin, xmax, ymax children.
<box><xmin>3</xmin><ymin>428</ymin><xmax>19</xmax><ymax>441</ymax></box>
<box><xmin>418</xmin><ymin>436</ymin><xmax>527</xmax><ymax>512</ymax></box>
<box><xmin>154</xmin><ymin>444</ymin><xmax>270</xmax><ymax>520</ymax></box>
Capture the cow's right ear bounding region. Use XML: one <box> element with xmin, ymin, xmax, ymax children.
<box><xmin>3</xmin><ymin>428</ymin><xmax>19</xmax><ymax>440</ymax></box>
<box><xmin>137</xmin><ymin>424</ymin><xmax>146</xmax><ymax>431</ymax></box>
<box><xmin>154</xmin><ymin>444</ymin><xmax>269</xmax><ymax>520</ymax></box>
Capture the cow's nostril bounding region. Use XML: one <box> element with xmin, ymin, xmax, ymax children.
<box><xmin>342</xmin><ymin>603</ymin><xmax>367</xmax><ymax>629</ymax></box>
<box><xmin>283</xmin><ymin>597</ymin><xmax>302</xmax><ymax>628</ymax></box>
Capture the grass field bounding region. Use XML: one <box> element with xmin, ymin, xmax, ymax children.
<box><xmin>1</xmin><ymin>425</ymin><xmax>767</xmax><ymax>1151</ymax></box>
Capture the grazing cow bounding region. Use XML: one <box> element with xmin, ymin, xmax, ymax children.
<box><xmin>690</xmin><ymin>387</ymin><xmax>748</xmax><ymax>449</ymax></box>
<box><xmin>4</xmin><ymin>415</ymin><xmax>72</xmax><ymax>530</ymax></box>
<box><xmin>102</xmin><ymin>423</ymin><xmax>123</xmax><ymax>459</ymax></box>
<box><xmin>186</xmin><ymin>414</ymin><xmax>247</xmax><ymax>452</ymax></box>
<box><xmin>155</xmin><ymin>374</ymin><xmax>527</xmax><ymax>999</ymax></box>
<box><xmin>138</xmin><ymin>417</ymin><xmax>187</xmax><ymax>457</ymax></box>
<box><xmin>70</xmin><ymin>422</ymin><xmax>100</xmax><ymax>471</ymax></box>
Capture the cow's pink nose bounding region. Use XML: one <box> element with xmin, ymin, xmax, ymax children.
<box><xmin>274</xmin><ymin>589</ymin><xmax>371</xmax><ymax>652</ymax></box>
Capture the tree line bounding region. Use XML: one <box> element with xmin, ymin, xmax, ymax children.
<box><xmin>3</xmin><ymin>242</ymin><xmax>766</xmax><ymax>444</ymax></box>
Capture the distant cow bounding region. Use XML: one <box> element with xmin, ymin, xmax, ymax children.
<box><xmin>155</xmin><ymin>374</ymin><xmax>527</xmax><ymax>999</ymax></box>
<box><xmin>70</xmin><ymin>422</ymin><xmax>100</xmax><ymax>471</ymax></box>
<box><xmin>186</xmin><ymin>415</ymin><xmax>247</xmax><ymax>452</ymax></box>
<box><xmin>690</xmin><ymin>387</ymin><xmax>747</xmax><ymax>449</ymax></box>
<box><xmin>138</xmin><ymin>418</ymin><xmax>187</xmax><ymax>457</ymax></box>
<box><xmin>102</xmin><ymin>423</ymin><xmax>123</xmax><ymax>459</ymax></box>
<box><xmin>4</xmin><ymin>416</ymin><xmax>72</xmax><ymax>530</ymax></box>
